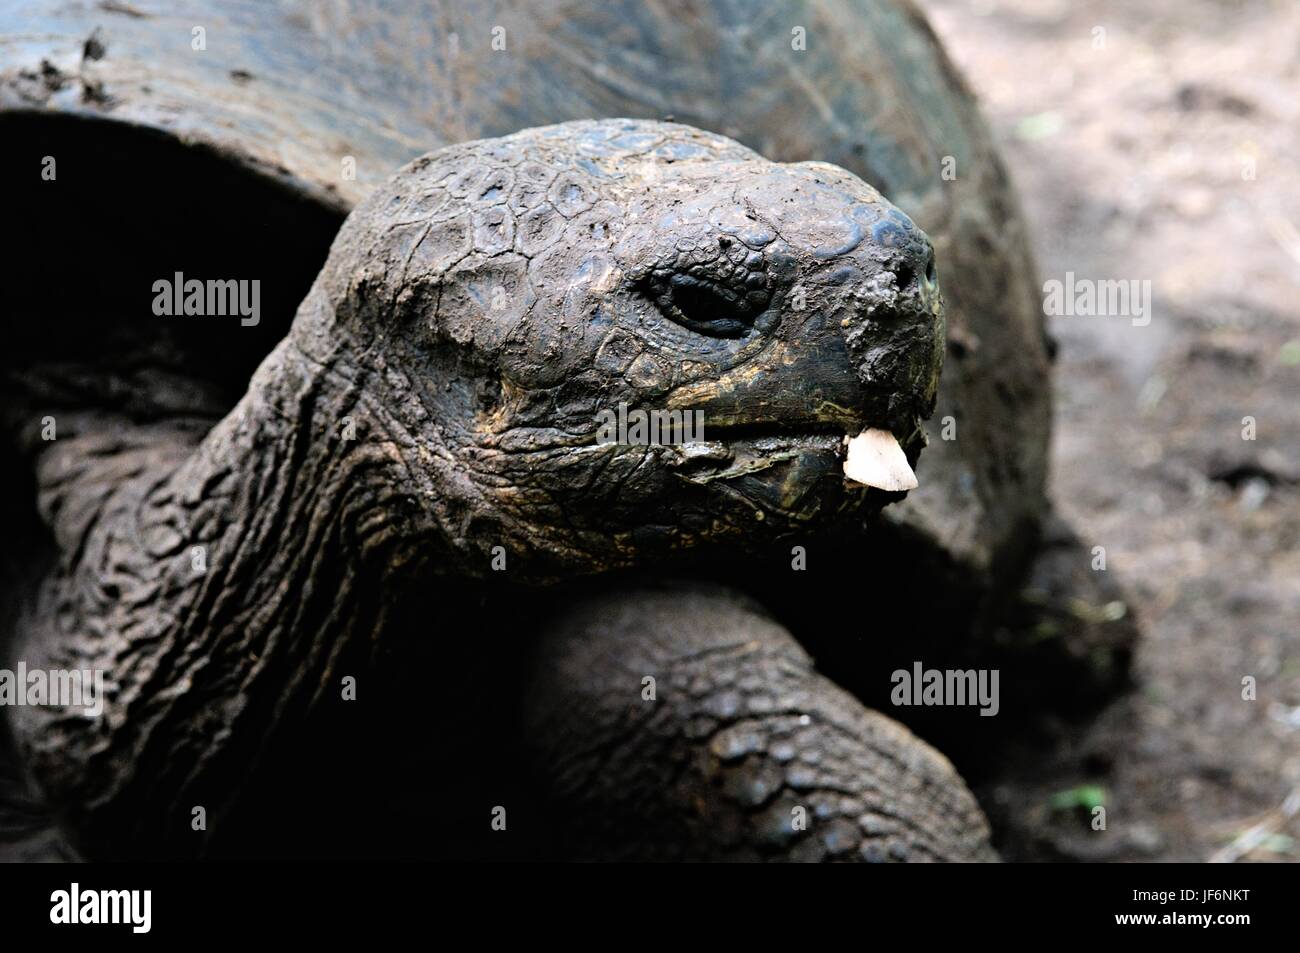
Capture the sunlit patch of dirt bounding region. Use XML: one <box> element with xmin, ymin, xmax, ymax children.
<box><xmin>920</xmin><ymin>0</ymin><xmax>1300</xmax><ymax>862</ymax></box>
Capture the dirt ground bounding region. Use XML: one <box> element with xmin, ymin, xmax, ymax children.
<box><xmin>913</xmin><ymin>0</ymin><xmax>1300</xmax><ymax>861</ymax></box>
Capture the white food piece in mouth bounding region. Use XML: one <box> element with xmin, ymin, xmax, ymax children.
<box><xmin>842</xmin><ymin>428</ymin><xmax>918</xmax><ymax>491</ymax></box>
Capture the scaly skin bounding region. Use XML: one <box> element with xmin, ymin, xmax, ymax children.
<box><xmin>9</xmin><ymin>120</ymin><xmax>966</xmax><ymax>858</ymax></box>
<box><xmin>526</xmin><ymin>583</ymin><xmax>997</xmax><ymax>862</ymax></box>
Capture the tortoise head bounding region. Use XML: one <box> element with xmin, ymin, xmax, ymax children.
<box><xmin>300</xmin><ymin>120</ymin><xmax>944</xmax><ymax>580</ymax></box>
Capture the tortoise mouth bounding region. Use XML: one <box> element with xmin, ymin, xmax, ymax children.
<box><xmin>667</xmin><ymin>418</ymin><xmax>924</xmax><ymax>494</ymax></box>
<box><xmin>681</xmin><ymin>413</ymin><xmax>924</xmax><ymax>451</ymax></box>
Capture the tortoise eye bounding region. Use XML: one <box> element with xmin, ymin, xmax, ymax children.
<box><xmin>641</xmin><ymin>273</ymin><xmax>769</xmax><ymax>339</ymax></box>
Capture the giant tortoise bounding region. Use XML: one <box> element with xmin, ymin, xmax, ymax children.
<box><xmin>0</xmin><ymin>0</ymin><xmax>1077</xmax><ymax>861</ymax></box>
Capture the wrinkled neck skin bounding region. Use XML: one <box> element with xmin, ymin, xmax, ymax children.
<box><xmin>14</xmin><ymin>291</ymin><xmax>452</xmax><ymax>856</ymax></box>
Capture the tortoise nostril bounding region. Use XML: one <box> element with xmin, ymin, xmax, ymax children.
<box><xmin>893</xmin><ymin>254</ymin><xmax>935</xmax><ymax>290</ymax></box>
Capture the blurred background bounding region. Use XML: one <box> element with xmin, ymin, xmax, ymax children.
<box><xmin>918</xmin><ymin>0</ymin><xmax>1299</xmax><ymax>860</ymax></box>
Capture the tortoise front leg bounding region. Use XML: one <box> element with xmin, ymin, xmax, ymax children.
<box><xmin>523</xmin><ymin>582</ymin><xmax>996</xmax><ymax>862</ymax></box>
